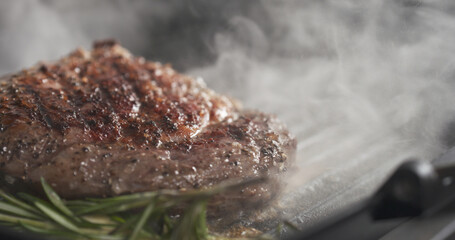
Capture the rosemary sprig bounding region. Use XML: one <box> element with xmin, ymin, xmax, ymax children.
<box><xmin>0</xmin><ymin>177</ymin><xmax>269</xmax><ymax>240</ymax></box>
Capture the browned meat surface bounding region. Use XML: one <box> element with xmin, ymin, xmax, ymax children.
<box><xmin>0</xmin><ymin>40</ymin><xmax>296</xmax><ymax>216</ymax></box>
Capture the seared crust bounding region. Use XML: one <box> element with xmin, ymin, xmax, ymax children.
<box><xmin>0</xmin><ymin>40</ymin><xmax>296</xmax><ymax>216</ymax></box>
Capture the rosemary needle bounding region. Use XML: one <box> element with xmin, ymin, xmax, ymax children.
<box><xmin>0</xmin><ymin>177</ymin><xmax>270</xmax><ymax>240</ymax></box>
<box><xmin>128</xmin><ymin>201</ymin><xmax>155</xmax><ymax>240</ymax></box>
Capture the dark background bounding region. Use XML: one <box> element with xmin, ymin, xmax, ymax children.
<box><xmin>0</xmin><ymin>0</ymin><xmax>273</xmax><ymax>74</ymax></box>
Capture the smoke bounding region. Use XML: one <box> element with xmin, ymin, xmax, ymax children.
<box><xmin>193</xmin><ymin>0</ymin><xmax>455</xmax><ymax>158</ymax></box>
<box><xmin>194</xmin><ymin>0</ymin><xmax>455</xmax><ymax>145</ymax></box>
<box><xmin>2</xmin><ymin>0</ymin><xmax>455</xmax><ymax>228</ymax></box>
<box><xmin>188</xmin><ymin>0</ymin><xmax>455</xmax><ymax>227</ymax></box>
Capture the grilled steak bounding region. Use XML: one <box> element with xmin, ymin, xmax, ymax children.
<box><xmin>0</xmin><ymin>40</ymin><xmax>296</xmax><ymax>215</ymax></box>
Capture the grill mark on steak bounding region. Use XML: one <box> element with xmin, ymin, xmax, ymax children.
<box><xmin>97</xmin><ymin>78</ymin><xmax>123</xmax><ymax>140</ymax></box>
<box><xmin>30</xmin><ymin>87</ymin><xmax>54</xmax><ymax>130</ymax></box>
<box><xmin>0</xmin><ymin>40</ymin><xmax>296</xmax><ymax>217</ymax></box>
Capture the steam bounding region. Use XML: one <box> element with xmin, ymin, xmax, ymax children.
<box><xmin>189</xmin><ymin>0</ymin><xmax>455</xmax><ymax>226</ymax></box>
<box><xmin>2</xmin><ymin>0</ymin><xmax>455</xmax><ymax>228</ymax></box>
<box><xmin>195</xmin><ymin>1</ymin><xmax>455</xmax><ymax>147</ymax></box>
<box><xmin>192</xmin><ymin>0</ymin><xmax>455</xmax><ymax>161</ymax></box>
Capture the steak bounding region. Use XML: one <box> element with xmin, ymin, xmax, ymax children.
<box><xmin>0</xmin><ymin>40</ymin><xmax>296</xmax><ymax>216</ymax></box>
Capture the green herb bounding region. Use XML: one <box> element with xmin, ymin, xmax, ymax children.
<box><xmin>0</xmin><ymin>177</ymin><xmax>271</xmax><ymax>240</ymax></box>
